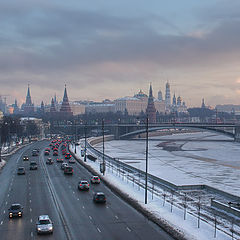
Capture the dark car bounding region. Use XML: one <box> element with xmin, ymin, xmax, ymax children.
<box><xmin>8</xmin><ymin>203</ymin><xmax>23</xmax><ymax>218</ymax></box>
<box><xmin>46</xmin><ymin>158</ymin><xmax>54</xmax><ymax>165</ymax></box>
<box><xmin>32</xmin><ymin>149</ymin><xmax>38</xmax><ymax>156</ymax></box>
<box><xmin>65</xmin><ymin>153</ymin><xmax>71</xmax><ymax>159</ymax></box>
<box><xmin>53</xmin><ymin>151</ymin><xmax>58</xmax><ymax>156</ymax></box>
<box><xmin>17</xmin><ymin>167</ymin><xmax>25</xmax><ymax>175</ymax></box>
<box><xmin>30</xmin><ymin>161</ymin><xmax>38</xmax><ymax>170</ymax></box>
<box><xmin>56</xmin><ymin>158</ymin><xmax>64</xmax><ymax>163</ymax></box>
<box><xmin>93</xmin><ymin>192</ymin><xmax>106</xmax><ymax>203</ymax></box>
<box><xmin>23</xmin><ymin>156</ymin><xmax>29</xmax><ymax>161</ymax></box>
<box><xmin>44</xmin><ymin>151</ymin><xmax>50</xmax><ymax>156</ymax></box>
<box><xmin>64</xmin><ymin>166</ymin><xmax>73</xmax><ymax>174</ymax></box>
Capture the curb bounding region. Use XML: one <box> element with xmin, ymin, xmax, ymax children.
<box><xmin>69</xmin><ymin>147</ymin><xmax>188</xmax><ymax>240</ymax></box>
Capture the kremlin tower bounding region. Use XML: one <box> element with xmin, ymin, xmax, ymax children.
<box><xmin>59</xmin><ymin>85</ymin><xmax>73</xmax><ymax>118</ymax></box>
<box><xmin>23</xmin><ymin>84</ymin><xmax>34</xmax><ymax>115</ymax></box>
<box><xmin>146</xmin><ymin>84</ymin><xmax>156</xmax><ymax>124</ymax></box>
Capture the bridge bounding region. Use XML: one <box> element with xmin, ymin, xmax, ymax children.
<box><xmin>51</xmin><ymin>122</ymin><xmax>240</xmax><ymax>141</ymax></box>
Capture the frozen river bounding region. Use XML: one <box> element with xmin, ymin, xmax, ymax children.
<box><xmin>95</xmin><ymin>131</ymin><xmax>240</xmax><ymax>196</ymax></box>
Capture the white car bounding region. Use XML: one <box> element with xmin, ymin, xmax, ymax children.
<box><xmin>36</xmin><ymin>215</ymin><xmax>53</xmax><ymax>234</ymax></box>
<box><xmin>69</xmin><ymin>158</ymin><xmax>75</xmax><ymax>164</ymax></box>
<box><xmin>90</xmin><ymin>176</ymin><xmax>100</xmax><ymax>184</ymax></box>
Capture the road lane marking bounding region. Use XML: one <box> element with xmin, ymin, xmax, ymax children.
<box><xmin>97</xmin><ymin>227</ymin><xmax>101</xmax><ymax>233</ymax></box>
<box><xmin>106</xmin><ymin>206</ymin><xmax>109</xmax><ymax>208</ymax></box>
<box><xmin>31</xmin><ymin>232</ymin><xmax>33</xmax><ymax>237</ymax></box>
<box><xmin>73</xmin><ymin>191</ymin><xmax>75</xmax><ymax>194</ymax></box>
<box><xmin>29</xmin><ymin>200</ymin><xmax>31</xmax><ymax>203</ymax></box>
<box><xmin>5</xmin><ymin>201</ymin><xmax>7</xmax><ymax>205</ymax></box>
<box><xmin>82</xmin><ymin>206</ymin><xmax>85</xmax><ymax>209</ymax></box>
<box><xmin>7</xmin><ymin>194</ymin><xmax>9</xmax><ymax>197</ymax></box>
<box><xmin>115</xmin><ymin>215</ymin><xmax>118</xmax><ymax>219</ymax></box>
<box><xmin>29</xmin><ymin>193</ymin><xmax>31</xmax><ymax>196</ymax></box>
<box><xmin>89</xmin><ymin>216</ymin><xmax>92</xmax><ymax>220</ymax></box>
<box><xmin>30</xmin><ymin>208</ymin><xmax>32</xmax><ymax>212</ymax></box>
<box><xmin>3</xmin><ymin>210</ymin><xmax>5</xmax><ymax>214</ymax></box>
<box><xmin>30</xmin><ymin>219</ymin><xmax>32</xmax><ymax>223</ymax></box>
<box><xmin>77</xmin><ymin>198</ymin><xmax>79</xmax><ymax>200</ymax></box>
<box><xmin>0</xmin><ymin>221</ymin><xmax>3</xmax><ymax>225</ymax></box>
<box><xmin>126</xmin><ymin>227</ymin><xmax>131</xmax><ymax>232</ymax></box>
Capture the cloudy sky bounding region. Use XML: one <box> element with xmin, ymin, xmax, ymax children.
<box><xmin>1</xmin><ymin>0</ymin><xmax>240</xmax><ymax>107</ymax></box>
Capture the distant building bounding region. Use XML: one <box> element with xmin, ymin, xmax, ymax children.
<box><xmin>69</xmin><ymin>102</ymin><xmax>85</xmax><ymax>115</ymax></box>
<box><xmin>23</xmin><ymin>85</ymin><xmax>34</xmax><ymax>116</ymax></box>
<box><xmin>146</xmin><ymin>84</ymin><xmax>156</xmax><ymax>123</ymax></box>
<box><xmin>158</xmin><ymin>90</ymin><xmax>163</xmax><ymax>101</ymax></box>
<box><xmin>165</xmin><ymin>82</ymin><xmax>171</xmax><ymax>111</ymax></box>
<box><xmin>85</xmin><ymin>103</ymin><xmax>115</xmax><ymax>114</ymax></box>
<box><xmin>59</xmin><ymin>85</ymin><xmax>73</xmax><ymax>119</ymax></box>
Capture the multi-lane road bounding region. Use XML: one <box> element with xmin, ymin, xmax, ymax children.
<box><xmin>0</xmin><ymin>140</ymin><xmax>175</xmax><ymax>240</ymax></box>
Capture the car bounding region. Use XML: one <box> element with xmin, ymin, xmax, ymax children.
<box><xmin>29</xmin><ymin>161</ymin><xmax>38</xmax><ymax>170</ymax></box>
<box><xmin>78</xmin><ymin>180</ymin><xmax>89</xmax><ymax>190</ymax></box>
<box><xmin>46</xmin><ymin>158</ymin><xmax>54</xmax><ymax>165</ymax></box>
<box><xmin>17</xmin><ymin>167</ymin><xmax>25</xmax><ymax>175</ymax></box>
<box><xmin>69</xmin><ymin>158</ymin><xmax>75</xmax><ymax>164</ymax></box>
<box><xmin>44</xmin><ymin>151</ymin><xmax>50</xmax><ymax>156</ymax></box>
<box><xmin>32</xmin><ymin>149</ymin><xmax>38</xmax><ymax>156</ymax></box>
<box><xmin>36</xmin><ymin>215</ymin><xmax>53</xmax><ymax>234</ymax></box>
<box><xmin>93</xmin><ymin>192</ymin><xmax>106</xmax><ymax>203</ymax></box>
<box><xmin>56</xmin><ymin>158</ymin><xmax>64</xmax><ymax>163</ymax></box>
<box><xmin>53</xmin><ymin>151</ymin><xmax>58</xmax><ymax>156</ymax></box>
<box><xmin>61</xmin><ymin>162</ymin><xmax>68</xmax><ymax>170</ymax></box>
<box><xmin>90</xmin><ymin>176</ymin><xmax>100</xmax><ymax>184</ymax></box>
<box><xmin>8</xmin><ymin>203</ymin><xmax>23</xmax><ymax>218</ymax></box>
<box><xmin>65</xmin><ymin>153</ymin><xmax>71</xmax><ymax>159</ymax></box>
<box><xmin>64</xmin><ymin>166</ymin><xmax>73</xmax><ymax>174</ymax></box>
<box><xmin>23</xmin><ymin>155</ymin><xmax>29</xmax><ymax>161</ymax></box>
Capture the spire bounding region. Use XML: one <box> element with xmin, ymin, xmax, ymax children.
<box><xmin>60</xmin><ymin>85</ymin><xmax>72</xmax><ymax>114</ymax></box>
<box><xmin>146</xmin><ymin>83</ymin><xmax>156</xmax><ymax>123</ymax></box>
<box><xmin>50</xmin><ymin>98</ymin><xmax>56</xmax><ymax>113</ymax></box>
<box><xmin>26</xmin><ymin>84</ymin><xmax>32</xmax><ymax>105</ymax></box>
<box><xmin>201</xmin><ymin>98</ymin><xmax>206</xmax><ymax>108</ymax></box>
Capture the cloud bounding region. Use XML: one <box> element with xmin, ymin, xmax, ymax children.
<box><xmin>1</xmin><ymin>1</ymin><xmax>240</xmax><ymax>106</ymax></box>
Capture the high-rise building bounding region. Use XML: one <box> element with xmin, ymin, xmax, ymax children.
<box><xmin>146</xmin><ymin>84</ymin><xmax>156</xmax><ymax>123</ymax></box>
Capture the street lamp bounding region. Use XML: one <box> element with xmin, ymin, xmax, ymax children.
<box><xmin>102</xmin><ymin>119</ymin><xmax>105</xmax><ymax>175</ymax></box>
<box><xmin>145</xmin><ymin>116</ymin><xmax>149</xmax><ymax>204</ymax></box>
<box><xmin>84</xmin><ymin>124</ymin><xmax>87</xmax><ymax>162</ymax></box>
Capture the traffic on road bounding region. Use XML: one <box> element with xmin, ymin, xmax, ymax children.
<box><xmin>0</xmin><ymin>138</ymin><xmax>175</xmax><ymax>240</ymax></box>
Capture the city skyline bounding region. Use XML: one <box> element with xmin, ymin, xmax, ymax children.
<box><xmin>1</xmin><ymin>0</ymin><xmax>240</xmax><ymax>106</ymax></box>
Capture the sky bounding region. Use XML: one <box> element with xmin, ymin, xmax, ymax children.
<box><xmin>1</xmin><ymin>0</ymin><xmax>240</xmax><ymax>107</ymax></box>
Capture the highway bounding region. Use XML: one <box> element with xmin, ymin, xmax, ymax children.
<box><xmin>0</xmin><ymin>140</ymin><xmax>175</xmax><ymax>240</ymax></box>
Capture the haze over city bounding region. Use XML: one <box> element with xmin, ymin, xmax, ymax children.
<box><xmin>1</xmin><ymin>0</ymin><xmax>240</xmax><ymax>106</ymax></box>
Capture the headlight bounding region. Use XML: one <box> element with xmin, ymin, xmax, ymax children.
<box><xmin>37</xmin><ymin>228</ymin><xmax>41</xmax><ymax>231</ymax></box>
<box><xmin>49</xmin><ymin>226</ymin><xmax>53</xmax><ymax>230</ymax></box>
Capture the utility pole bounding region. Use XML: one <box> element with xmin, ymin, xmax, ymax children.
<box><xmin>102</xmin><ymin>119</ymin><xmax>105</xmax><ymax>175</ymax></box>
<box><xmin>145</xmin><ymin>116</ymin><xmax>149</xmax><ymax>204</ymax></box>
<box><xmin>84</xmin><ymin>124</ymin><xmax>87</xmax><ymax>162</ymax></box>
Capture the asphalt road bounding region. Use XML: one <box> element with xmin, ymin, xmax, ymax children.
<box><xmin>0</xmin><ymin>140</ymin><xmax>175</xmax><ymax>240</ymax></box>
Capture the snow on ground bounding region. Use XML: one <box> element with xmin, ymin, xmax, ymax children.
<box><xmin>70</xmin><ymin>139</ymin><xmax>230</xmax><ymax>240</ymax></box>
<box><xmin>93</xmin><ymin>131</ymin><xmax>240</xmax><ymax>196</ymax></box>
<box><xmin>0</xmin><ymin>160</ymin><xmax>6</xmax><ymax>170</ymax></box>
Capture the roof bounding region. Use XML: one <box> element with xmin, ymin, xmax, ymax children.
<box><xmin>39</xmin><ymin>215</ymin><xmax>50</xmax><ymax>220</ymax></box>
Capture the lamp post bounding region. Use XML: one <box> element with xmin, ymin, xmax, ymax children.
<box><xmin>145</xmin><ymin>116</ymin><xmax>149</xmax><ymax>204</ymax></box>
<box><xmin>84</xmin><ymin>124</ymin><xmax>87</xmax><ymax>162</ymax></box>
<box><xmin>74</xmin><ymin>121</ymin><xmax>77</xmax><ymax>154</ymax></box>
<box><xmin>102</xmin><ymin>119</ymin><xmax>105</xmax><ymax>175</ymax></box>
